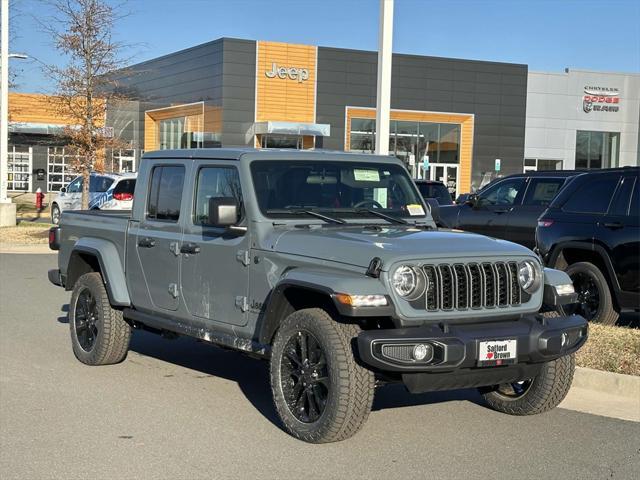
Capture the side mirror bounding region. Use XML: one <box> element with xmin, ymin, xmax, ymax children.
<box><xmin>465</xmin><ymin>193</ymin><xmax>478</xmax><ymax>207</ymax></box>
<box><xmin>424</xmin><ymin>198</ymin><xmax>442</xmax><ymax>226</ymax></box>
<box><xmin>455</xmin><ymin>193</ymin><xmax>469</xmax><ymax>204</ymax></box>
<box><xmin>207</xmin><ymin>197</ymin><xmax>239</xmax><ymax>227</ymax></box>
<box><xmin>60</xmin><ymin>187</ymin><xmax>67</xmax><ymax>194</ymax></box>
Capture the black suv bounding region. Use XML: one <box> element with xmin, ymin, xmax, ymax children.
<box><xmin>439</xmin><ymin>171</ymin><xmax>577</xmax><ymax>249</ymax></box>
<box><xmin>414</xmin><ymin>180</ymin><xmax>454</xmax><ymax>205</ymax></box>
<box><xmin>537</xmin><ymin>167</ymin><xmax>640</xmax><ymax>324</ymax></box>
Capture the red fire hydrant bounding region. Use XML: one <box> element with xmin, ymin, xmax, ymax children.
<box><xmin>35</xmin><ymin>187</ymin><xmax>45</xmax><ymax>212</ymax></box>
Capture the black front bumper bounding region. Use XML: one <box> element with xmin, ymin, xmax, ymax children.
<box><xmin>357</xmin><ymin>313</ymin><xmax>587</xmax><ymax>393</ymax></box>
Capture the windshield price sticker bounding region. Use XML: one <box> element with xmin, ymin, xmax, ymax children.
<box><xmin>354</xmin><ymin>169</ymin><xmax>380</xmax><ymax>182</ymax></box>
<box><xmin>406</xmin><ymin>204</ymin><xmax>425</xmax><ymax>216</ymax></box>
<box><xmin>478</xmin><ymin>339</ymin><xmax>517</xmax><ymax>366</ymax></box>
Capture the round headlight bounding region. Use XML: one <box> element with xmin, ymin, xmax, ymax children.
<box><xmin>391</xmin><ymin>265</ymin><xmax>426</xmax><ymax>300</ymax></box>
<box><xmin>518</xmin><ymin>260</ymin><xmax>540</xmax><ymax>293</ymax></box>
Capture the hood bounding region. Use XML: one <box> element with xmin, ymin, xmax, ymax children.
<box><xmin>270</xmin><ymin>226</ymin><xmax>535</xmax><ymax>269</ymax></box>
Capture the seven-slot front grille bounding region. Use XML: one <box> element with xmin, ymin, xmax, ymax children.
<box><xmin>422</xmin><ymin>262</ymin><xmax>522</xmax><ymax>311</ymax></box>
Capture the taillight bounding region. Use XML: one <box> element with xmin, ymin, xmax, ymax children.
<box><xmin>113</xmin><ymin>192</ymin><xmax>133</xmax><ymax>201</ymax></box>
<box><xmin>49</xmin><ymin>227</ymin><xmax>60</xmax><ymax>250</ymax></box>
<box><xmin>537</xmin><ymin>220</ymin><xmax>554</xmax><ymax>227</ymax></box>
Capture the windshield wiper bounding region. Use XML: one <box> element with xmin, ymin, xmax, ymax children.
<box><xmin>267</xmin><ymin>209</ymin><xmax>346</xmax><ymax>225</ymax></box>
<box><xmin>354</xmin><ymin>208</ymin><xmax>408</xmax><ymax>225</ymax></box>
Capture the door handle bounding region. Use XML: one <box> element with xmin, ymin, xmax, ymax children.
<box><xmin>602</xmin><ymin>222</ymin><xmax>623</xmax><ymax>229</ymax></box>
<box><xmin>137</xmin><ymin>237</ymin><xmax>156</xmax><ymax>248</ymax></box>
<box><xmin>494</xmin><ymin>209</ymin><xmax>510</xmax><ymax>214</ymax></box>
<box><xmin>180</xmin><ymin>242</ymin><xmax>201</xmax><ymax>255</ymax></box>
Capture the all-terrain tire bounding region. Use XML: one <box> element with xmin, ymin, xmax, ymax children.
<box><xmin>270</xmin><ymin>308</ymin><xmax>375</xmax><ymax>443</ymax></box>
<box><xmin>480</xmin><ymin>353</ymin><xmax>575</xmax><ymax>415</ymax></box>
<box><xmin>69</xmin><ymin>272</ymin><xmax>131</xmax><ymax>365</ymax></box>
<box><xmin>560</xmin><ymin>261</ymin><xmax>618</xmax><ymax>325</ymax></box>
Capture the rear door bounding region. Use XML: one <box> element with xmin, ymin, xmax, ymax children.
<box><xmin>180</xmin><ymin>162</ymin><xmax>249</xmax><ymax>326</ymax></box>
<box><xmin>506</xmin><ymin>177</ymin><xmax>566</xmax><ymax>248</ymax></box>
<box><xmin>456</xmin><ymin>177</ymin><xmax>526</xmax><ymax>239</ymax></box>
<box><xmin>598</xmin><ymin>173</ymin><xmax>640</xmax><ymax>298</ymax></box>
<box><xmin>134</xmin><ymin>164</ymin><xmax>186</xmax><ymax>311</ymax></box>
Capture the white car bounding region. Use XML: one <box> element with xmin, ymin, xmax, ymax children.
<box><xmin>51</xmin><ymin>172</ymin><xmax>137</xmax><ymax>225</ymax></box>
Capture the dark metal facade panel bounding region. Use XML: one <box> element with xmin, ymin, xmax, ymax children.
<box><xmin>221</xmin><ymin>39</ymin><xmax>256</xmax><ymax>146</ymax></box>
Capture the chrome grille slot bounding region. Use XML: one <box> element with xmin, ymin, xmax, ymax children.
<box><xmin>419</xmin><ymin>261</ymin><xmax>523</xmax><ymax>313</ymax></box>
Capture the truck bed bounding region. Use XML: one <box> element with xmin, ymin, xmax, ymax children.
<box><xmin>57</xmin><ymin>210</ymin><xmax>132</xmax><ymax>278</ymax></box>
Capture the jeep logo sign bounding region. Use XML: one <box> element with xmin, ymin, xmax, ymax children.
<box><xmin>265</xmin><ymin>62</ymin><xmax>309</xmax><ymax>83</ymax></box>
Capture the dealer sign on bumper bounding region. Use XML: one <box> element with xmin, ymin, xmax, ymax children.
<box><xmin>478</xmin><ymin>339</ymin><xmax>517</xmax><ymax>366</ymax></box>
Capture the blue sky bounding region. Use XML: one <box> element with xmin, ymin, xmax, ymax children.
<box><xmin>10</xmin><ymin>0</ymin><xmax>640</xmax><ymax>93</ymax></box>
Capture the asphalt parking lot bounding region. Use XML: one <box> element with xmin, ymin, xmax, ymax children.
<box><xmin>1</xmin><ymin>253</ymin><xmax>639</xmax><ymax>480</ymax></box>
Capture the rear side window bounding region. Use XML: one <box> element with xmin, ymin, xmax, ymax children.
<box><xmin>523</xmin><ymin>178</ymin><xmax>565</xmax><ymax>206</ymax></box>
<box><xmin>562</xmin><ymin>176</ymin><xmax>619</xmax><ymax>214</ymax></box>
<box><xmin>147</xmin><ymin>166</ymin><xmax>185</xmax><ymax>221</ymax></box>
<box><xmin>114</xmin><ymin>179</ymin><xmax>136</xmax><ymax>195</ymax></box>
<box><xmin>609</xmin><ymin>176</ymin><xmax>636</xmax><ymax>216</ymax></box>
<box><xmin>90</xmin><ymin>175</ymin><xmax>114</xmax><ymax>193</ymax></box>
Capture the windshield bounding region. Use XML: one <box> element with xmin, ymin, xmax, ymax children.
<box><xmin>251</xmin><ymin>160</ymin><xmax>427</xmax><ymax>220</ymax></box>
<box><xmin>417</xmin><ymin>183</ymin><xmax>453</xmax><ymax>205</ymax></box>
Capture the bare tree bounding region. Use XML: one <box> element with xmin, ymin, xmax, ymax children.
<box><xmin>41</xmin><ymin>0</ymin><xmax>129</xmax><ymax>208</ymax></box>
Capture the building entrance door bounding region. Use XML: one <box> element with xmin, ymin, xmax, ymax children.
<box><xmin>429</xmin><ymin>164</ymin><xmax>458</xmax><ymax>198</ymax></box>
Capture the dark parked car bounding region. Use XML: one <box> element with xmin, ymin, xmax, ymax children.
<box><xmin>537</xmin><ymin>167</ymin><xmax>640</xmax><ymax>324</ymax></box>
<box><xmin>439</xmin><ymin>171</ymin><xmax>578</xmax><ymax>249</ymax></box>
<box><xmin>414</xmin><ymin>180</ymin><xmax>453</xmax><ymax>205</ymax></box>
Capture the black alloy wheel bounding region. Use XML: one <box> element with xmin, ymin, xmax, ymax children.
<box><xmin>494</xmin><ymin>379</ymin><xmax>533</xmax><ymax>399</ymax></box>
<box><xmin>568</xmin><ymin>272</ymin><xmax>600</xmax><ymax>321</ymax></box>
<box><xmin>74</xmin><ymin>288</ymin><xmax>99</xmax><ymax>352</ymax></box>
<box><xmin>280</xmin><ymin>330</ymin><xmax>329</xmax><ymax>423</ymax></box>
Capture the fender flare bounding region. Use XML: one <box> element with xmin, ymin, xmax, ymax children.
<box><xmin>257</xmin><ymin>269</ymin><xmax>394</xmax><ymax>345</ymax></box>
<box><xmin>67</xmin><ymin>237</ymin><xmax>131</xmax><ymax>307</ymax></box>
<box><xmin>548</xmin><ymin>240</ymin><xmax>620</xmax><ymax>292</ymax></box>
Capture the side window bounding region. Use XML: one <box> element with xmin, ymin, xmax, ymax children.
<box><xmin>629</xmin><ymin>179</ymin><xmax>639</xmax><ymax>218</ymax></box>
<box><xmin>523</xmin><ymin>178</ymin><xmax>565</xmax><ymax>206</ymax></box>
<box><xmin>66</xmin><ymin>177</ymin><xmax>82</xmax><ymax>193</ymax></box>
<box><xmin>90</xmin><ymin>175</ymin><xmax>114</xmax><ymax>193</ymax></box>
<box><xmin>478</xmin><ymin>178</ymin><xmax>525</xmax><ymax>207</ymax></box>
<box><xmin>562</xmin><ymin>176</ymin><xmax>620</xmax><ymax>214</ymax></box>
<box><xmin>146</xmin><ymin>165</ymin><xmax>185</xmax><ymax>222</ymax></box>
<box><xmin>194</xmin><ymin>167</ymin><xmax>242</xmax><ymax>225</ymax></box>
<box><xmin>610</xmin><ymin>176</ymin><xmax>636</xmax><ymax>216</ymax></box>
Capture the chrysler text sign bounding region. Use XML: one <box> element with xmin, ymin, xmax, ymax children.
<box><xmin>265</xmin><ymin>62</ymin><xmax>309</xmax><ymax>83</ymax></box>
<box><xmin>583</xmin><ymin>86</ymin><xmax>620</xmax><ymax>113</ymax></box>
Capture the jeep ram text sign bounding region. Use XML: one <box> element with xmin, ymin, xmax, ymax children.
<box><xmin>265</xmin><ymin>62</ymin><xmax>309</xmax><ymax>83</ymax></box>
<box><xmin>583</xmin><ymin>86</ymin><xmax>620</xmax><ymax>113</ymax></box>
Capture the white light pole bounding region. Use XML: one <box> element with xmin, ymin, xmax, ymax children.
<box><xmin>375</xmin><ymin>0</ymin><xmax>394</xmax><ymax>155</ymax></box>
<box><xmin>1</xmin><ymin>0</ymin><xmax>26</xmax><ymax>226</ymax></box>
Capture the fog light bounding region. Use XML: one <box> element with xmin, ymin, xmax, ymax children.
<box><xmin>555</xmin><ymin>284</ymin><xmax>575</xmax><ymax>296</ymax></box>
<box><xmin>412</xmin><ymin>344</ymin><xmax>431</xmax><ymax>361</ymax></box>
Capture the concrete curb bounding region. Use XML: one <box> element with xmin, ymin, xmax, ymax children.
<box><xmin>0</xmin><ymin>243</ymin><xmax>54</xmax><ymax>254</ymax></box>
<box><xmin>573</xmin><ymin>366</ymin><xmax>640</xmax><ymax>400</ymax></box>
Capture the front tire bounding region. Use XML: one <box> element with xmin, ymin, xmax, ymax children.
<box><xmin>69</xmin><ymin>272</ymin><xmax>131</xmax><ymax>365</ymax></box>
<box><xmin>560</xmin><ymin>261</ymin><xmax>618</xmax><ymax>325</ymax></box>
<box><xmin>480</xmin><ymin>353</ymin><xmax>575</xmax><ymax>415</ymax></box>
<box><xmin>270</xmin><ymin>308</ymin><xmax>375</xmax><ymax>443</ymax></box>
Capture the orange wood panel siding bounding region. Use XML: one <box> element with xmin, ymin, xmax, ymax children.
<box><xmin>9</xmin><ymin>92</ymin><xmax>102</xmax><ymax>126</ymax></box>
<box><xmin>256</xmin><ymin>41</ymin><xmax>316</xmax><ymax>123</ymax></box>
<box><xmin>345</xmin><ymin>107</ymin><xmax>474</xmax><ymax>194</ymax></box>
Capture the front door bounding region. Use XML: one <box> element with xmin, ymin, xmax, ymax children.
<box><xmin>429</xmin><ymin>164</ymin><xmax>458</xmax><ymax>199</ymax></box>
<box><xmin>135</xmin><ymin>164</ymin><xmax>186</xmax><ymax>311</ymax></box>
<box><xmin>180</xmin><ymin>164</ymin><xmax>249</xmax><ymax>326</ymax></box>
<box><xmin>457</xmin><ymin>176</ymin><xmax>526</xmax><ymax>240</ymax></box>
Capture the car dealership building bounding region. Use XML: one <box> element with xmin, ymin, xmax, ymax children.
<box><xmin>7</xmin><ymin>38</ymin><xmax>640</xmax><ymax>195</ymax></box>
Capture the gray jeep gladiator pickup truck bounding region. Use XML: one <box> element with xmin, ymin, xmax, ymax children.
<box><xmin>48</xmin><ymin>148</ymin><xmax>587</xmax><ymax>443</ymax></box>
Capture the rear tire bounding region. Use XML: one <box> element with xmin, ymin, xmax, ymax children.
<box><xmin>51</xmin><ymin>204</ymin><xmax>61</xmax><ymax>225</ymax></box>
<box><xmin>270</xmin><ymin>308</ymin><xmax>375</xmax><ymax>443</ymax></box>
<box><xmin>480</xmin><ymin>353</ymin><xmax>575</xmax><ymax>415</ymax></box>
<box><xmin>69</xmin><ymin>272</ymin><xmax>131</xmax><ymax>365</ymax></box>
<box><xmin>560</xmin><ymin>261</ymin><xmax>618</xmax><ymax>325</ymax></box>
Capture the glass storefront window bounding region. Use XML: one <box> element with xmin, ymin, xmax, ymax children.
<box><xmin>575</xmin><ymin>130</ymin><xmax>620</xmax><ymax>169</ymax></box>
<box><xmin>7</xmin><ymin>145</ymin><xmax>32</xmax><ymax>191</ymax></box>
<box><xmin>47</xmin><ymin>147</ymin><xmax>81</xmax><ymax>192</ymax></box>
<box><xmin>159</xmin><ymin>117</ymin><xmax>185</xmax><ymax>150</ymax></box>
<box><xmin>438</xmin><ymin>124</ymin><xmax>460</xmax><ymax>164</ymax></box>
